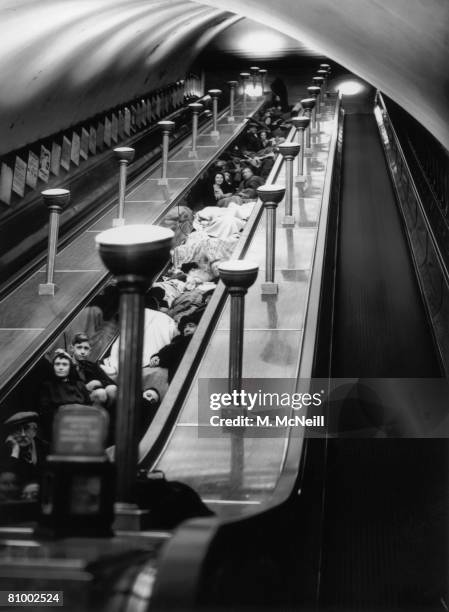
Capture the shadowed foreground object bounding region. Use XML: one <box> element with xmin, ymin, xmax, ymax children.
<box><xmin>96</xmin><ymin>225</ymin><xmax>173</xmax><ymax>526</ymax></box>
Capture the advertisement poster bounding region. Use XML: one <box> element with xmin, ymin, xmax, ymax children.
<box><xmin>0</xmin><ymin>162</ymin><xmax>13</xmax><ymax>205</ymax></box>
<box><xmin>12</xmin><ymin>155</ymin><xmax>27</xmax><ymax>196</ymax></box>
<box><xmin>70</xmin><ymin>131</ymin><xmax>81</xmax><ymax>166</ymax></box>
<box><xmin>60</xmin><ymin>135</ymin><xmax>72</xmax><ymax>170</ymax></box>
<box><xmin>111</xmin><ymin>113</ymin><xmax>118</xmax><ymax>143</ymax></box>
<box><xmin>50</xmin><ymin>141</ymin><xmax>62</xmax><ymax>176</ymax></box>
<box><xmin>25</xmin><ymin>150</ymin><xmax>39</xmax><ymax>189</ymax></box>
<box><xmin>89</xmin><ymin>126</ymin><xmax>96</xmax><ymax>155</ymax></box>
<box><xmin>80</xmin><ymin>127</ymin><xmax>89</xmax><ymax>160</ymax></box>
<box><xmin>134</xmin><ymin>103</ymin><xmax>141</xmax><ymax>128</ymax></box>
<box><xmin>124</xmin><ymin>108</ymin><xmax>131</xmax><ymax>135</ymax></box>
<box><xmin>96</xmin><ymin>121</ymin><xmax>104</xmax><ymax>151</ymax></box>
<box><xmin>118</xmin><ymin>110</ymin><xmax>125</xmax><ymax>139</ymax></box>
<box><xmin>141</xmin><ymin>100</ymin><xmax>147</xmax><ymax>125</ymax></box>
<box><xmin>104</xmin><ymin>117</ymin><xmax>111</xmax><ymax>147</ymax></box>
<box><xmin>38</xmin><ymin>144</ymin><xmax>51</xmax><ymax>182</ymax></box>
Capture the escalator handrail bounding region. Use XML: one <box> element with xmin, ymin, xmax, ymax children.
<box><xmin>375</xmin><ymin>91</ymin><xmax>449</xmax><ymax>287</ymax></box>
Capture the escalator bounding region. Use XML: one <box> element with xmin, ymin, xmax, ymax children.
<box><xmin>318</xmin><ymin>88</ymin><xmax>448</xmax><ymax>611</ymax></box>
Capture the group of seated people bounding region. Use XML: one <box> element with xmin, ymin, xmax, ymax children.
<box><xmin>0</xmin><ymin>104</ymin><xmax>290</xmax><ymax>503</ymax></box>
<box><xmin>189</xmin><ymin>105</ymin><xmax>290</xmax><ymax>211</ymax></box>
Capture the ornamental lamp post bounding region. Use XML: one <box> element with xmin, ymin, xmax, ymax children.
<box><xmin>306</xmin><ymin>86</ymin><xmax>321</xmax><ymax>129</ymax></box>
<box><xmin>278</xmin><ymin>142</ymin><xmax>301</xmax><ymax>227</ymax></box>
<box><xmin>38</xmin><ymin>189</ymin><xmax>70</xmax><ymax>296</ymax></box>
<box><xmin>300</xmin><ymin>98</ymin><xmax>316</xmax><ymax>153</ymax></box>
<box><xmin>95</xmin><ymin>224</ymin><xmax>174</xmax><ymax>530</ymax></box>
<box><xmin>257</xmin><ymin>184</ymin><xmax>286</xmax><ymax>295</ymax></box>
<box><xmin>157</xmin><ymin>120</ymin><xmax>175</xmax><ymax>185</ymax></box>
<box><xmin>259</xmin><ymin>69</ymin><xmax>267</xmax><ymax>93</ymax></box>
<box><xmin>188</xmin><ymin>102</ymin><xmax>203</xmax><ymax>158</ymax></box>
<box><xmin>218</xmin><ymin>259</ymin><xmax>259</xmax><ymax>489</ymax></box>
<box><xmin>291</xmin><ymin>116</ymin><xmax>310</xmax><ymax>181</ymax></box>
<box><xmin>227</xmin><ymin>81</ymin><xmax>238</xmax><ymax>122</ymax></box>
<box><xmin>112</xmin><ymin>147</ymin><xmax>135</xmax><ymax>227</ymax></box>
<box><xmin>208</xmin><ymin>89</ymin><xmax>222</xmax><ymax>137</ymax></box>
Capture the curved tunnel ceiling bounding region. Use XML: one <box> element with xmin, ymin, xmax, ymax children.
<box><xmin>0</xmin><ymin>0</ymin><xmax>238</xmax><ymax>155</ymax></box>
<box><xmin>0</xmin><ymin>0</ymin><xmax>448</xmax><ymax>155</ymax></box>
<box><xmin>195</xmin><ymin>0</ymin><xmax>449</xmax><ymax>151</ymax></box>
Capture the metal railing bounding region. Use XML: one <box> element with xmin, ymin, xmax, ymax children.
<box><xmin>375</xmin><ymin>91</ymin><xmax>449</xmax><ymax>375</ymax></box>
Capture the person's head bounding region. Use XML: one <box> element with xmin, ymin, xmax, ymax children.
<box><xmin>242</xmin><ymin>166</ymin><xmax>253</xmax><ymax>180</ymax></box>
<box><xmin>3</xmin><ymin>412</ymin><xmax>39</xmax><ymax>448</ymax></box>
<box><xmin>52</xmin><ymin>349</ymin><xmax>73</xmax><ymax>379</ymax></box>
<box><xmin>264</xmin><ymin>115</ymin><xmax>272</xmax><ymax>126</ymax></box>
<box><xmin>223</xmin><ymin>171</ymin><xmax>232</xmax><ymax>183</ymax></box>
<box><xmin>182</xmin><ymin>322</ymin><xmax>197</xmax><ymax>337</ymax></box>
<box><xmin>21</xmin><ymin>482</ymin><xmax>39</xmax><ymax>501</ymax></box>
<box><xmin>0</xmin><ymin>470</ymin><xmax>21</xmax><ymax>501</ymax></box>
<box><xmin>248</xmin><ymin>123</ymin><xmax>258</xmax><ymax>133</ymax></box>
<box><xmin>143</xmin><ymin>388</ymin><xmax>160</xmax><ymax>406</ymax></box>
<box><xmin>70</xmin><ymin>333</ymin><xmax>91</xmax><ymax>362</ymax></box>
<box><xmin>214</xmin><ymin>172</ymin><xmax>224</xmax><ymax>186</ymax></box>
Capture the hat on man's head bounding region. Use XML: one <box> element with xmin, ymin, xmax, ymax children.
<box><xmin>3</xmin><ymin>412</ymin><xmax>39</xmax><ymax>432</ymax></box>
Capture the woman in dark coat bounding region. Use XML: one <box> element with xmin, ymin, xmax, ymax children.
<box><xmin>39</xmin><ymin>349</ymin><xmax>91</xmax><ymax>441</ymax></box>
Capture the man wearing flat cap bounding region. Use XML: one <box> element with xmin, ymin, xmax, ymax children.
<box><xmin>1</xmin><ymin>412</ymin><xmax>49</xmax><ymax>482</ymax></box>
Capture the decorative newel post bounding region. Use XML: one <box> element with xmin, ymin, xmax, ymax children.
<box><xmin>208</xmin><ymin>89</ymin><xmax>222</xmax><ymax>137</ymax></box>
<box><xmin>257</xmin><ymin>185</ymin><xmax>286</xmax><ymax>295</ymax></box>
<box><xmin>95</xmin><ymin>225</ymin><xmax>174</xmax><ymax>530</ymax></box>
<box><xmin>112</xmin><ymin>147</ymin><xmax>135</xmax><ymax>227</ymax></box>
<box><xmin>320</xmin><ymin>64</ymin><xmax>331</xmax><ymax>96</ymax></box>
<box><xmin>219</xmin><ymin>260</ymin><xmax>259</xmax><ymax>392</ymax></box>
<box><xmin>300</xmin><ymin>98</ymin><xmax>316</xmax><ymax>153</ymax></box>
<box><xmin>188</xmin><ymin>102</ymin><xmax>203</xmax><ymax>158</ymax></box>
<box><xmin>38</xmin><ymin>189</ymin><xmax>70</xmax><ymax>296</ymax></box>
<box><xmin>313</xmin><ymin>76</ymin><xmax>324</xmax><ymax>115</ymax></box>
<box><xmin>307</xmin><ymin>86</ymin><xmax>321</xmax><ymax>128</ymax></box>
<box><xmin>240</xmin><ymin>72</ymin><xmax>250</xmax><ymax>116</ymax></box>
<box><xmin>157</xmin><ymin>120</ymin><xmax>175</xmax><ymax>185</ymax></box>
<box><xmin>227</xmin><ymin>81</ymin><xmax>238</xmax><ymax>122</ymax></box>
<box><xmin>259</xmin><ymin>68</ymin><xmax>267</xmax><ymax>93</ymax></box>
<box><xmin>278</xmin><ymin>142</ymin><xmax>300</xmax><ymax>227</ymax></box>
<box><xmin>317</xmin><ymin>70</ymin><xmax>328</xmax><ymax>99</ymax></box>
<box><xmin>291</xmin><ymin>116</ymin><xmax>310</xmax><ymax>181</ymax></box>
<box><xmin>218</xmin><ymin>259</ymin><xmax>259</xmax><ymax>489</ymax></box>
<box><xmin>250</xmin><ymin>66</ymin><xmax>260</xmax><ymax>94</ymax></box>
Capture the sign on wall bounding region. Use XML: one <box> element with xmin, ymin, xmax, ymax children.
<box><xmin>12</xmin><ymin>156</ymin><xmax>27</xmax><ymax>197</ymax></box>
<box><xmin>51</xmin><ymin>141</ymin><xmax>62</xmax><ymax>176</ymax></box>
<box><xmin>124</xmin><ymin>108</ymin><xmax>131</xmax><ymax>136</ymax></box>
<box><xmin>104</xmin><ymin>117</ymin><xmax>112</xmax><ymax>147</ymax></box>
<box><xmin>0</xmin><ymin>162</ymin><xmax>13</xmax><ymax>205</ymax></box>
<box><xmin>111</xmin><ymin>113</ymin><xmax>118</xmax><ymax>143</ymax></box>
<box><xmin>26</xmin><ymin>150</ymin><xmax>39</xmax><ymax>189</ymax></box>
<box><xmin>96</xmin><ymin>122</ymin><xmax>104</xmax><ymax>151</ymax></box>
<box><xmin>80</xmin><ymin>128</ymin><xmax>89</xmax><ymax>160</ymax></box>
<box><xmin>71</xmin><ymin>132</ymin><xmax>81</xmax><ymax>166</ymax></box>
<box><xmin>89</xmin><ymin>126</ymin><xmax>96</xmax><ymax>155</ymax></box>
<box><xmin>38</xmin><ymin>145</ymin><xmax>51</xmax><ymax>182</ymax></box>
<box><xmin>60</xmin><ymin>136</ymin><xmax>72</xmax><ymax>171</ymax></box>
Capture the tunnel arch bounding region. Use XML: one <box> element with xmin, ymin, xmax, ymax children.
<box><xmin>0</xmin><ymin>0</ymin><xmax>448</xmax><ymax>156</ymax></box>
